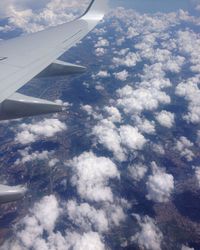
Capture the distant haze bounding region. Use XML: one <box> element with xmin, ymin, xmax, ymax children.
<box><xmin>112</xmin><ymin>0</ymin><xmax>196</xmax><ymax>13</ymax></box>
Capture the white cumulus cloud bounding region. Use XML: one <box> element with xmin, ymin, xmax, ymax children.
<box><xmin>195</xmin><ymin>167</ymin><xmax>200</xmax><ymax>187</ymax></box>
<box><xmin>132</xmin><ymin>215</ymin><xmax>163</xmax><ymax>250</ymax></box>
<box><xmin>15</xmin><ymin>147</ymin><xmax>53</xmax><ymax>165</ymax></box>
<box><xmin>65</xmin><ymin>231</ymin><xmax>106</xmax><ymax>250</ymax></box>
<box><xmin>116</xmin><ymin>85</ymin><xmax>171</xmax><ymax>116</ymax></box>
<box><xmin>104</xmin><ymin>106</ymin><xmax>122</xmax><ymax>123</ymax></box>
<box><xmin>67</xmin><ymin>151</ymin><xmax>120</xmax><ymax>202</ymax></box>
<box><xmin>146</xmin><ymin>162</ymin><xmax>174</xmax><ymax>203</ymax></box>
<box><xmin>2</xmin><ymin>195</ymin><xmax>108</xmax><ymax>250</ymax></box>
<box><xmin>92</xmin><ymin>119</ymin><xmax>126</xmax><ymax>162</ymax></box>
<box><xmin>95</xmin><ymin>70</ymin><xmax>110</xmax><ymax>78</ymax></box>
<box><xmin>66</xmin><ymin>199</ymin><xmax>126</xmax><ymax>233</ymax></box>
<box><xmin>119</xmin><ymin>125</ymin><xmax>147</xmax><ymax>151</ymax></box>
<box><xmin>128</xmin><ymin>163</ymin><xmax>148</xmax><ymax>182</ymax></box>
<box><xmin>93</xmin><ymin>121</ymin><xmax>147</xmax><ymax>162</ymax></box>
<box><xmin>0</xmin><ymin>0</ymin><xmax>90</xmax><ymax>33</ymax></box>
<box><xmin>175</xmin><ymin>136</ymin><xmax>194</xmax><ymax>162</ymax></box>
<box><xmin>182</xmin><ymin>245</ymin><xmax>195</xmax><ymax>250</ymax></box>
<box><xmin>2</xmin><ymin>195</ymin><xmax>60</xmax><ymax>249</ymax></box>
<box><xmin>176</xmin><ymin>76</ymin><xmax>200</xmax><ymax>124</ymax></box>
<box><xmin>95</xmin><ymin>38</ymin><xmax>110</xmax><ymax>47</ymax></box>
<box><xmin>155</xmin><ymin>110</ymin><xmax>175</xmax><ymax>128</ymax></box>
<box><xmin>66</xmin><ymin>200</ymin><xmax>109</xmax><ymax>233</ymax></box>
<box><xmin>114</xmin><ymin>70</ymin><xmax>129</xmax><ymax>81</ymax></box>
<box><xmin>15</xmin><ymin>118</ymin><xmax>67</xmax><ymax>144</ymax></box>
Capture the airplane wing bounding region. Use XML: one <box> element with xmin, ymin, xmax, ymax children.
<box><xmin>0</xmin><ymin>0</ymin><xmax>108</xmax><ymax>121</ymax></box>
<box><xmin>0</xmin><ymin>0</ymin><xmax>108</xmax><ymax>204</ymax></box>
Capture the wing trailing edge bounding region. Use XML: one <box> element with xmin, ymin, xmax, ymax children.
<box><xmin>38</xmin><ymin>60</ymin><xmax>87</xmax><ymax>78</ymax></box>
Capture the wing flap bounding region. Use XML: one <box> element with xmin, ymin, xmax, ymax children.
<box><xmin>0</xmin><ymin>184</ymin><xmax>26</xmax><ymax>204</ymax></box>
<box><xmin>37</xmin><ymin>60</ymin><xmax>86</xmax><ymax>78</ymax></box>
<box><xmin>0</xmin><ymin>93</ymin><xmax>64</xmax><ymax>120</ymax></box>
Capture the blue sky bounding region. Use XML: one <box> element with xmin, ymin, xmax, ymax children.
<box><xmin>112</xmin><ymin>0</ymin><xmax>198</xmax><ymax>13</ymax></box>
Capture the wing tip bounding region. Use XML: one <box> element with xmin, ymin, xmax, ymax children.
<box><xmin>80</xmin><ymin>0</ymin><xmax>109</xmax><ymax>21</ymax></box>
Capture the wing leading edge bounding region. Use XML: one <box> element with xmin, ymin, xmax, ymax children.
<box><xmin>0</xmin><ymin>0</ymin><xmax>108</xmax><ymax>204</ymax></box>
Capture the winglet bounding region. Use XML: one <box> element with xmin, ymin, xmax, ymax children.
<box><xmin>80</xmin><ymin>0</ymin><xmax>109</xmax><ymax>22</ymax></box>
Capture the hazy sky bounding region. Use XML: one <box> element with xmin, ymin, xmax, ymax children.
<box><xmin>112</xmin><ymin>0</ymin><xmax>199</xmax><ymax>13</ymax></box>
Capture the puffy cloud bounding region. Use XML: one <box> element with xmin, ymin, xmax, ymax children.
<box><xmin>66</xmin><ymin>200</ymin><xmax>126</xmax><ymax>233</ymax></box>
<box><xmin>95</xmin><ymin>70</ymin><xmax>110</xmax><ymax>78</ymax></box>
<box><xmin>104</xmin><ymin>106</ymin><xmax>122</xmax><ymax>123</ymax></box>
<box><xmin>127</xmin><ymin>26</ymin><xmax>139</xmax><ymax>39</ymax></box>
<box><xmin>65</xmin><ymin>150</ymin><xmax>127</xmax><ymax>234</ymax></box>
<box><xmin>0</xmin><ymin>0</ymin><xmax>90</xmax><ymax>33</ymax></box>
<box><xmin>132</xmin><ymin>215</ymin><xmax>163</xmax><ymax>250</ymax></box>
<box><xmin>64</xmin><ymin>231</ymin><xmax>106</xmax><ymax>250</ymax></box>
<box><xmin>182</xmin><ymin>245</ymin><xmax>195</xmax><ymax>250</ymax></box>
<box><xmin>93</xmin><ymin>27</ymin><xmax>106</xmax><ymax>36</ymax></box>
<box><xmin>15</xmin><ymin>147</ymin><xmax>53</xmax><ymax>165</ymax></box>
<box><xmin>81</xmin><ymin>104</ymin><xmax>103</xmax><ymax>120</ymax></box>
<box><xmin>66</xmin><ymin>200</ymin><xmax>109</xmax><ymax>233</ymax></box>
<box><xmin>128</xmin><ymin>163</ymin><xmax>148</xmax><ymax>182</ymax></box>
<box><xmin>2</xmin><ymin>195</ymin><xmax>108</xmax><ymax>250</ymax></box>
<box><xmin>67</xmin><ymin>152</ymin><xmax>120</xmax><ymax>202</ymax></box>
<box><xmin>195</xmin><ymin>167</ymin><xmax>200</xmax><ymax>187</ymax></box>
<box><xmin>146</xmin><ymin>162</ymin><xmax>174</xmax><ymax>203</ymax></box>
<box><xmin>106</xmin><ymin>203</ymin><xmax>126</xmax><ymax>227</ymax></box>
<box><xmin>95</xmin><ymin>85</ymin><xmax>105</xmax><ymax>91</ymax></box>
<box><xmin>94</xmin><ymin>37</ymin><xmax>110</xmax><ymax>57</ymax></box>
<box><xmin>31</xmin><ymin>195</ymin><xmax>60</xmax><ymax>233</ymax></box>
<box><xmin>113</xmin><ymin>52</ymin><xmax>140</xmax><ymax>68</ymax></box>
<box><xmin>175</xmin><ymin>30</ymin><xmax>200</xmax><ymax>74</ymax></box>
<box><xmin>116</xmin><ymin>85</ymin><xmax>171</xmax><ymax>116</ymax></box>
<box><xmin>95</xmin><ymin>47</ymin><xmax>107</xmax><ymax>57</ymax></box>
<box><xmin>135</xmin><ymin>117</ymin><xmax>155</xmax><ymax>135</ymax></box>
<box><xmin>140</xmin><ymin>48</ymin><xmax>185</xmax><ymax>74</ymax></box>
<box><xmin>175</xmin><ymin>136</ymin><xmax>194</xmax><ymax>162</ymax></box>
<box><xmin>116</xmin><ymin>48</ymin><xmax>130</xmax><ymax>57</ymax></box>
<box><xmin>15</xmin><ymin>118</ymin><xmax>67</xmax><ymax>144</ymax></box>
<box><xmin>40</xmin><ymin>231</ymin><xmax>106</xmax><ymax>250</ymax></box>
<box><xmin>48</xmin><ymin>158</ymin><xmax>59</xmax><ymax>168</ymax></box>
<box><xmin>81</xmin><ymin>104</ymin><xmax>94</xmax><ymax>115</ymax></box>
<box><xmin>15</xmin><ymin>130</ymin><xmax>36</xmax><ymax>145</ymax></box>
<box><xmin>163</xmin><ymin>55</ymin><xmax>185</xmax><ymax>73</ymax></box>
<box><xmin>3</xmin><ymin>195</ymin><xmax>60</xmax><ymax>249</ymax></box>
<box><xmin>93</xmin><ymin>121</ymin><xmax>147</xmax><ymax>161</ymax></box>
<box><xmin>95</xmin><ymin>38</ymin><xmax>110</xmax><ymax>48</ymax></box>
<box><xmin>54</xmin><ymin>99</ymin><xmax>70</xmax><ymax>107</ymax></box>
<box><xmin>140</xmin><ymin>63</ymin><xmax>172</xmax><ymax>89</ymax></box>
<box><xmin>114</xmin><ymin>70</ymin><xmax>129</xmax><ymax>81</ymax></box>
<box><xmin>151</xmin><ymin>143</ymin><xmax>165</xmax><ymax>155</ymax></box>
<box><xmin>93</xmin><ymin>119</ymin><xmax>126</xmax><ymax>162</ymax></box>
<box><xmin>116</xmin><ymin>37</ymin><xmax>125</xmax><ymax>46</ymax></box>
<box><xmin>176</xmin><ymin>76</ymin><xmax>200</xmax><ymax>124</ymax></box>
<box><xmin>119</xmin><ymin>125</ymin><xmax>147</xmax><ymax>151</ymax></box>
<box><xmin>155</xmin><ymin>110</ymin><xmax>175</xmax><ymax>128</ymax></box>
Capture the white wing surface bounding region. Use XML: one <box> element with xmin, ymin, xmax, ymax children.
<box><xmin>0</xmin><ymin>0</ymin><xmax>108</xmax><ymax>120</ymax></box>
